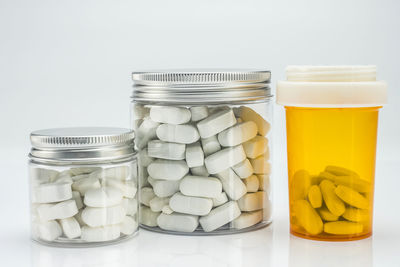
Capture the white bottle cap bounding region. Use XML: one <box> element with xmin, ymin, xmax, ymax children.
<box><xmin>277</xmin><ymin>66</ymin><xmax>387</xmax><ymax>107</ymax></box>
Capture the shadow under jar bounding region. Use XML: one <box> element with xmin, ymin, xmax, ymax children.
<box><xmin>29</xmin><ymin>127</ymin><xmax>138</xmax><ymax>247</ymax></box>
<box><xmin>131</xmin><ymin>70</ymin><xmax>273</xmax><ymax>235</ymax></box>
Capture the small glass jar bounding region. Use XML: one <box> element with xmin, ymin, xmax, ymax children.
<box><xmin>29</xmin><ymin>127</ymin><xmax>138</xmax><ymax>246</ymax></box>
<box><xmin>131</xmin><ymin>70</ymin><xmax>273</xmax><ymax>235</ymax></box>
<box><xmin>277</xmin><ymin>66</ymin><xmax>387</xmax><ymax>241</ymax></box>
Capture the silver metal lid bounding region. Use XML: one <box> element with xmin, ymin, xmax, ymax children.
<box><xmin>132</xmin><ymin>70</ymin><xmax>271</xmax><ymax>104</ymax></box>
<box><xmin>30</xmin><ymin>127</ymin><xmax>135</xmax><ymax>163</ymax></box>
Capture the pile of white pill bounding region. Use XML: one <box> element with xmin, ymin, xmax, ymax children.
<box><xmin>30</xmin><ymin>165</ymin><xmax>138</xmax><ymax>242</ymax></box>
<box><xmin>134</xmin><ymin>104</ymin><xmax>272</xmax><ymax>233</ymax></box>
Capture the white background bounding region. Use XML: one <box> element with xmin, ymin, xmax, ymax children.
<box><xmin>0</xmin><ymin>0</ymin><xmax>399</xmax><ymax>266</ymax></box>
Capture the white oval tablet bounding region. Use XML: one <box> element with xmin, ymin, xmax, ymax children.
<box><xmin>232</xmin><ymin>159</ymin><xmax>254</xmax><ymax>178</ymax></box>
<box><xmin>72</xmin><ymin>191</ymin><xmax>83</xmax><ymax>209</ymax></box>
<box><xmin>147</xmin><ymin>159</ymin><xmax>189</xmax><ymax>180</ymax></box>
<box><xmin>37</xmin><ymin>200</ymin><xmax>78</xmax><ymax>221</ymax></box>
<box><xmin>185</xmin><ymin>142</ymin><xmax>204</xmax><ymax>168</ymax></box>
<box><xmin>120</xmin><ymin>216</ymin><xmax>138</xmax><ymax>235</ymax></box>
<box><xmin>199</xmin><ymin>201</ymin><xmax>241</xmax><ymax>232</ymax></box>
<box><xmin>231</xmin><ymin>210</ymin><xmax>263</xmax><ymax>229</ymax></box>
<box><xmin>147</xmin><ymin>140</ymin><xmax>186</xmax><ymax>160</ymax></box>
<box><xmin>217</xmin><ymin>121</ymin><xmax>258</xmax><ymax>147</ymax></box>
<box><xmin>149</xmin><ymin>196</ymin><xmax>170</xmax><ymax>212</ymax></box>
<box><xmin>238</xmin><ymin>191</ymin><xmax>268</xmax><ymax>211</ymax></box>
<box><xmin>204</xmin><ymin>145</ymin><xmax>246</xmax><ymax>174</ymax></box>
<box><xmin>140</xmin><ymin>187</ymin><xmax>155</xmax><ymax>206</ymax></box>
<box><xmin>242</xmin><ymin>135</ymin><xmax>269</xmax><ymax>159</ymax></box>
<box><xmin>190</xmin><ymin>106</ymin><xmax>209</xmax><ymax>122</ymax></box>
<box><xmin>33</xmin><ymin>182</ymin><xmax>72</xmax><ymax>204</ymax></box>
<box><xmin>169</xmin><ymin>192</ymin><xmax>213</xmax><ymax>216</ymax></box>
<box><xmin>84</xmin><ymin>187</ymin><xmax>123</xmax><ymax>208</ymax></box>
<box><xmin>156</xmin><ymin>124</ymin><xmax>200</xmax><ymax>144</ymax></box>
<box><xmin>72</xmin><ymin>177</ymin><xmax>101</xmax><ymax>195</ymax></box>
<box><xmin>59</xmin><ymin>217</ymin><xmax>81</xmax><ymax>239</ymax></box>
<box><xmin>150</xmin><ymin>106</ymin><xmax>191</xmax><ymax>124</ymax></box>
<box><xmin>200</xmin><ymin>135</ymin><xmax>221</xmax><ymax>156</ymax></box>
<box><xmin>81</xmin><ymin>225</ymin><xmax>121</xmax><ymax>242</ymax></box>
<box><xmin>35</xmin><ymin>220</ymin><xmax>62</xmax><ymax>241</ymax></box>
<box><xmin>216</xmin><ymin>169</ymin><xmax>247</xmax><ymax>200</ymax></box>
<box><xmin>197</xmin><ymin>109</ymin><xmax>237</xmax><ymax>138</ymax></box>
<box><xmin>179</xmin><ymin>175</ymin><xmax>222</xmax><ymax>198</ymax></box>
<box><xmin>136</xmin><ymin>117</ymin><xmax>160</xmax><ymax>149</ymax></box>
<box><xmin>190</xmin><ymin>165</ymin><xmax>210</xmax><ymax>177</ymax></box>
<box><xmin>249</xmin><ymin>156</ymin><xmax>271</xmax><ymax>174</ymax></box>
<box><xmin>148</xmin><ymin>177</ymin><xmax>180</xmax><ymax>198</ymax></box>
<box><xmin>242</xmin><ymin>175</ymin><xmax>260</xmax><ymax>193</ymax></box>
<box><xmin>81</xmin><ymin>205</ymin><xmax>126</xmax><ymax>227</ymax></box>
<box><xmin>157</xmin><ymin>213</ymin><xmax>199</xmax><ymax>232</ymax></box>
<box><xmin>239</xmin><ymin>106</ymin><xmax>270</xmax><ymax>136</ymax></box>
<box><xmin>212</xmin><ymin>192</ymin><xmax>228</xmax><ymax>207</ymax></box>
<box><xmin>140</xmin><ymin>206</ymin><xmax>160</xmax><ymax>227</ymax></box>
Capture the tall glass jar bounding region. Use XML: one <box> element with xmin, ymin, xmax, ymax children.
<box><xmin>277</xmin><ymin>66</ymin><xmax>387</xmax><ymax>241</ymax></box>
<box><xmin>29</xmin><ymin>127</ymin><xmax>138</xmax><ymax>246</ymax></box>
<box><xmin>131</xmin><ymin>70</ymin><xmax>273</xmax><ymax>235</ymax></box>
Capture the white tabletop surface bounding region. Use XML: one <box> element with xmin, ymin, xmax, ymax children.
<box><xmin>1</xmin><ymin>150</ymin><xmax>399</xmax><ymax>267</ymax></box>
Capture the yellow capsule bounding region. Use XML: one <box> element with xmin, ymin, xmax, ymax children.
<box><xmin>320</xmin><ymin>180</ymin><xmax>345</xmax><ymax>216</ymax></box>
<box><xmin>293</xmin><ymin>200</ymin><xmax>323</xmax><ymax>235</ymax></box>
<box><xmin>325</xmin><ymin>165</ymin><xmax>360</xmax><ymax>178</ymax></box>
<box><xmin>320</xmin><ymin>171</ymin><xmax>371</xmax><ymax>193</ymax></box>
<box><xmin>342</xmin><ymin>207</ymin><xmax>369</xmax><ymax>222</ymax></box>
<box><xmin>324</xmin><ymin>221</ymin><xmax>363</xmax><ymax>235</ymax></box>
<box><xmin>290</xmin><ymin>170</ymin><xmax>311</xmax><ymax>200</ymax></box>
<box><xmin>335</xmin><ymin>185</ymin><xmax>369</xmax><ymax>209</ymax></box>
<box><xmin>308</xmin><ymin>185</ymin><xmax>322</xmax><ymax>208</ymax></box>
<box><xmin>318</xmin><ymin>207</ymin><xmax>339</xmax><ymax>221</ymax></box>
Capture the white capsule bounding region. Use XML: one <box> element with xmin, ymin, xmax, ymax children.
<box><xmin>249</xmin><ymin>156</ymin><xmax>271</xmax><ymax>174</ymax></box>
<box><xmin>157</xmin><ymin>213</ymin><xmax>199</xmax><ymax>232</ymax></box>
<box><xmin>33</xmin><ymin>182</ymin><xmax>72</xmax><ymax>203</ymax></box>
<box><xmin>179</xmin><ymin>175</ymin><xmax>222</xmax><ymax>198</ymax></box>
<box><xmin>147</xmin><ymin>159</ymin><xmax>189</xmax><ymax>180</ymax></box>
<box><xmin>72</xmin><ymin>191</ymin><xmax>83</xmax><ymax>209</ymax></box>
<box><xmin>148</xmin><ymin>177</ymin><xmax>180</xmax><ymax>198</ymax></box>
<box><xmin>232</xmin><ymin>159</ymin><xmax>254</xmax><ymax>178</ymax></box>
<box><xmin>81</xmin><ymin>205</ymin><xmax>126</xmax><ymax>227</ymax></box>
<box><xmin>35</xmin><ymin>220</ymin><xmax>62</xmax><ymax>241</ymax></box>
<box><xmin>197</xmin><ymin>109</ymin><xmax>237</xmax><ymax>138</ymax></box>
<box><xmin>69</xmin><ymin>167</ymin><xmax>101</xmax><ymax>176</ymax></box>
<box><xmin>200</xmin><ymin>135</ymin><xmax>221</xmax><ymax>156</ymax></box>
<box><xmin>122</xmin><ymin>198</ymin><xmax>138</xmax><ymax>216</ymax></box>
<box><xmin>81</xmin><ymin>225</ymin><xmax>120</xmax><ymax>242</ymax></box>
<box><xmin>140</xmin><ymin>187</ymin><xmax>156</xmax><ymax>206</ymax></box>
<box><xmin>216</xmin><ymin>169</ymin><xmax>247</xmax><ymax>200</ymax></box>
<box><xmin>147</xmin><ymin>140</ymin><xmax>186</xmax><ymax>160</ymax></box>
<box><xmin>140</xmin><ymin>206</ymin><xmax>160</xmax><ymax>227</ymax></box>
<box><xmin>239</xmin><ymin>106</ymin><xmax>270</xmax><ymax>136</ymax></box>
<box><xmin>242</xmin><ymin>175</ymin><xmax>260</xmax><ymax>193</ymax></box>
<box><xmin>242</xmin><ymin>135</ymin><xmax>269</xmax><ymax>159</ymax></box>
<box><xmin>136</xmin><ymin>117</ymin><xmax>160</xmax><ymax>149</ymax></box>
<box><xmin>212</xmin><ymin>192</ymin><xmax>228</xmax><ymax>207</ymax></box>
<box><xmin>204</xmin><ymin>145</ymin><xmax>246</xmax><ymax>174</ymax></box>
<box><xmin>190</xmin><ymin>106</ymin><xmax>209</xmax><ymax>122</ymax></box>
<box><xmin>59</xmin><ymin>217</ymin><xmax>81</xmax><ymax>239</ymax></box>
<box><xmin>37</xmin><ymin>200</ymin><xmax>78</xmax><ymax>221</ymax></box>
<box><xmin>72</xmin><ymin>177</ymin><xmax>101</xmax><ymax>195</ymax></box>
<box><xmin>218</xmin><ymin>121</ymin><xmax>258</xmax><ymax>147</ymax></box>
<box><xmin>169</xmin><ymin>192</ymin><xmax>213</xmax><ymax>216</ymax></box>
<box><xmin>156</xmin><ymin>124</ymin><xmax>200</xmax><ymax>144</ymax></box>
<box><xmin>238</xmin><ymin>191</ymin><xmax>268</xmax><ymax>211</ymax></box>
<box><xmin>84</xmin><ymin>187</ymin><xmax>123</xmax><ymax>208</ymax></box>
<box><xmin>190</xmin><ymin>165</ymin><xmax>210</xmax><ymax>177</ymax></box>
<box><xmin>162</xmin><ymin>205</ymin><xmax>174</xmax><ymax>214</ymax></box>
<box><xmin>185</xmin><ymin>142</ymin><xmax>204</xmax><ymax>168</ymax></box>
<box><xmin>138</xmin><ymin>149</ymin><xmax>154</xmax><ymax>167</ymax></box>
<box><xmin>231</xmin><ymin>210</ymin><xmax>263</xmax><ymax>229</ymax></box>
<box><xmin>120</xmin><ymin>216</ymin><xmax>138</xmax><ymax>235</ymax></box>
<box><xmin>150</xmin><ymin>106</ymin><xmax>191</xmax><ymax>125</ymax></box>
<box><xmin>149</xmin><ymin>196</ymin><xmax>170</xmax><ymax>212</ymax></box>
<box><xmin>199</xmin><ymin>201</ymin><xmax>241</xmax><ymax>232</ymax></box>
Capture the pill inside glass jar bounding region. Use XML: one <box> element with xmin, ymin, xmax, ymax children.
<box><xmin>29</xmin><ymin>127</ymin><xmax>138</xmax><ymax>246</ymax></box>
<box><xmin>131</xmin><ymin>70</ymin><xmax>273</xmax><ymax>235</ymax></box>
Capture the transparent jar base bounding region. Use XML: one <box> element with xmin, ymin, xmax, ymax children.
<box><xmin>31</xmin><ymin>231</ymin><xmax>138</xmax><ymax>248</ymax></box>
<box><xmin>140</xmin><ymin>221</ymin><xmax>272</xmax><ymax>236</ymax></box>
<box><xmin>290</xmin><ymin>227</ymin><xmax>372</xmax><ymax>242</ymax></box>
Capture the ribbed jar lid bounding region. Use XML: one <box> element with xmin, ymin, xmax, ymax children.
<box><xmin>132</xmin><ymin>70</ymin><xmax>271</xmax><ymax>104</ymax></box>
<box><xmin>30</xmin><ymin>127</ymin><xmax>135</xmax><ymax>163</ymax></box>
